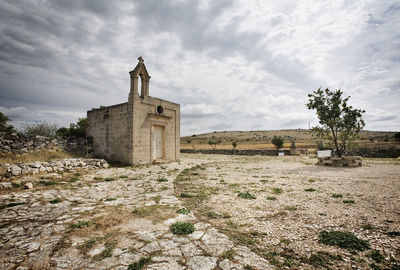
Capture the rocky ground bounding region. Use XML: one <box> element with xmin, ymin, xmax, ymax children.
<box><xmin>1</xmin><ymin>154</ymin><xmax>399</xmax><ymax>270</ymax></box>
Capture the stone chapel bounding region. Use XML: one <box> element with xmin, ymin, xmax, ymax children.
<box><xmin>87</xmin><ymin>57</ymin><xmax>180</xmax><ymax>165</ymax></box>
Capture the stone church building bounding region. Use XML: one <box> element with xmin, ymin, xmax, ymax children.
<box><xmin>87</xmin><ymin>57</ymin><xmax>180</xmax><ymax>165</ymax></box>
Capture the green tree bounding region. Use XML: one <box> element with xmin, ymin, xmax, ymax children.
<box><xmin>307</xmin><ymin>88</ymin><xmax>365</xmax><ymax>157</ymax></box>
<box><xmin>394</xmin><ymin>132</ymin><xmax>400</xmax><ymax>141</ymax></box>
<box><xmin>272</xmin><ymin>136</ymin><xmax>284</xmax><ymax>154</ymax></box>
<box><xmin>207</xmin><ymin>140</ymin><xmax>218</xmax><ymax>150</ymax></box>
<box><xmin>232</xmin><ymin>141</ymin><xmax>237</xmax><ymax>150</ymax></box>
<box><xmin>56</xmin><ymin>118</ymin><xmax>87</xmax><ymax>138</ymax></box>
<box><xmin>22</xmin><ymin>122</ymin><xmax>58</xmax><ymax>137</ymax></box>
<box><xmin>0</xmin><ymin>112</ymin><xmax>15</xmax><ymax>133</ymax></box>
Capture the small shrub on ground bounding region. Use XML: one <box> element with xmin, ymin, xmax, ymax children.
<box><xmin>104</xmin><ymin>177</ymin><xmax>115</xmax><ymax>182</ymax></box>
<box><xmin>171</xmin><ymin>222</ymin><xmax>195</xmax><ymax>235</ymax></box>
<box><xmin>368</xmin><ymin>250</ymin><xmax>384</xmax><ymax>263</ymax></box>
<box><xmin>343</xmin><ymin>199</ymin><xmax>355</xmax><ymax>204</ymax></box>
<box><xmin>267</xmin><ymin>196</ymin><xmax>277</xmax><ymax>201</ymax></box>
<box><xmin>238</xmin><ymin>191</ymin><xmax>256</xmax><ymax>199</ymax></box>
<box><xmin>180</xmin><ymin>193</ymin><xmax>193</xmax><ymax>198</ymax></box>
<box><xmin>318</xmin><ymin>230</ymin><xmax>370</xmax><ymax>251</ymax></box>
<box><xmin>304</xmin><ymin>188</ymin><xmax>316</xmax><ymax>192</ymax></box>
<box><xmin>207</xmin><ymin>211</ymin><xmax>219</xmax><ymax>218</ymax></box>
<box><xmin>105</xmin><ymin>198</ymin><xmax>117</xmax><ymax>202</ymax></box>
<box><xmin>271</xmin><ymin>188</ymin><xmax>283</xmax><ymax>194</ymax></box>
<box><xmin>128</xmin><ymin>256</ymin><xmax>152</xmax><ymax>270</ymax></box>
<box><xmin>50</xmin><ymin>198</ymin><xmax>62</xmax><ymax>204</ymax></box>
<box><xmin>69</xmin><ymin>220</ymin><xmax>95</xmax><ymax>230</ymax></box>
<box><xmin>332</xmin><ymin>193</ymin><xmax>343</xmax><ymax>198</ymax></box>
<box><xmin>156</xmin><ymin>177</ymin><xmax>168</xmax><ymax>182</ymax></box>
<box><xmin>176</xmin><ymin>208</ymin><xmax>190</xmax><ymax>215</ymax></box>
<box><xmin>387</xmin><ymin>231</ymin><xmax>400</xmax><ymax>237</ymax></box>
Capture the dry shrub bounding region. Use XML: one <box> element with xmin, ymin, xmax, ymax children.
<box><xmin>0</xmin><ymin>150</ymin><xmax>76</xmax><ymax>164</ymax></box>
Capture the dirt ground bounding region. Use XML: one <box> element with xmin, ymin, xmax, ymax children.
<box><xmin>1</xmin><ymin>153</ymin><xmax>399</xmax><ymax>270</ymax></box>
<box><xmin>176</xmin><ymin>154</ymin><xmax>400</xmax><ymax>269</ymax></box>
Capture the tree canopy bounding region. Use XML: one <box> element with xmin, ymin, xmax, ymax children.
<box><xmin>307</xmin><ymin>88</ymin><xmax>365</xmax><ymax>157</ymax></box>
<box><xmin>0</xmin><ymin>112</ymin><xmax>16</xmax><ymax>133</ymax></box>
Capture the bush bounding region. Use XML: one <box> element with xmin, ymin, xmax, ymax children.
<box><xmin>56</xmin><ymin>118</ymin><xmax>87</xmax><ymax>138</ymax></box>
<box><xmin>0</xmin><ymin>112</ymin><xmax>15</xmax><ymax>133</ymax></box>
<box><xmin>237</xmin><ymin>191</ymin><xmax>256</xmax><ymax>199</ymax></box>
<box><xmin>170</xmin><ymin>222</ymin><xmax>195</xmax><ymax>235</ymax></box>
<box><xmin>318</xmin><ymin>230</ymin><xmax>370</xmax><ymax>251</ymax></box>
<box><xmin>128</xmin><ymin>257</ymin><xmax>152</xmax><ymax>270</ymax></box>
<box><xmin>272</xmin><ymin>136</ymin><xmax>284</xmax><ymax>153</ymax></box>
<box><xmin>22</xmin><ymin>122</ymin><xmax>58</xmax><ymax>137</ymax></box>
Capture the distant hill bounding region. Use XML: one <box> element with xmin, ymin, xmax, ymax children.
<box><xmin>181</xmin><ymin>129</ymin><xmax>399</xmax><ymax>150</ymax></box>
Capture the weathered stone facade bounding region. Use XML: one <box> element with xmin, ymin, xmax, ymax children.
<box><xmin>87</xmin><ymin>57</ymin><xmax>180</xmax><ymax>165</ymax></box>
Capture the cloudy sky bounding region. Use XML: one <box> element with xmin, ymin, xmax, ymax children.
<box><xmin>0</xmin><ymin>0</ymin><xmax>399</xmax><ymax>135</ymax></box>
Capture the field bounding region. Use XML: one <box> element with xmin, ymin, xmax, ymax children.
<box><xmin>181</xmin><ymin>129</ymin><xmax>399</xmax><ymax>151</ymax></box>
<box><xmin>1</xmin><ymin>153</ymin><xmax>399</xmax><ymax>269</ymax></box>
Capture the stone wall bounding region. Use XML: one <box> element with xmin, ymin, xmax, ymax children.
<box><xmin>0</xmin><ymin>158</ymin><xmax>109</xmax><ymax>181</ymax></box>
<box><xmin>317</xmin><ymin>156</ymin><xmax>362</xmax><ymax>167</ymax></box>
<box><xmin>0</xmin><ymin>132</ymin><xmax>90</xmax><ymax>156</ymax></box>
<box><xmin>180</xmin><ymin>149</ymin><xmax>291</xmax><ymax>156</ymax></box>
<box><xmin>348</xmin><ymin>146</ymin><xmax>400</xmax><ymax>158</ymax></box>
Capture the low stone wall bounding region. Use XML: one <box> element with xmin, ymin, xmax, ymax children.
<box><xmin>348</xmin><ymin>146</ymin><xmax>400</xmax><ymax>158</ymax></box>
<box><xmin>0</xmin><ymin>132</ymin><xmax>91</xmax><ymax>155</ymax></box>
<box><xmin>0</xmin><ymin>158</ymin><xmax>109</xmax><ymax>181</ymax></box>
<box><xmin>181</xmin><ymin>149</ymin><xmax>291</xmax><ymax>156</ymax></box>
<box><xmin>317</xmin><ymin>156</ymin><xmax>362</xmax><ymax>167</ymax></box>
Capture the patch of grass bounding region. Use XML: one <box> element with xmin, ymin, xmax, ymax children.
<box><xmin>343</xmin><ymin>199</ymin><xmax>355</xmax><ymax>204</ymax></box>
<box><xmin>307</xmin><ymin>251</ymin><xmax>343</xmax><ymax>268</ymax></box>
<box><xmin>128</xmin><ymin>256</ymin><xmax>152</xmax><ymax>270</ymax></box>
<box><xmin>119</xmin><ymin>175</ymin><xmax>128</xmax><ymax>178</ymax></box>
<box><xmin>180</xmin><ymin>192</ymin><xmax>193</xmax><ymax>198</ymax></box>
<box><xmin>244</xmin><ymin>265</ymin><xmax>254</xmax><ymax>270</ymax></box>
<box><xmin>50</xmin><ymin>198</ymin><xmax>62</xmax><ymax>204</ymax></box>
<box><xmin>266</xmin><ymin>196</ymin><xmax>277</xmax><ymax>201</ymax></box>
<box><xmin>260</xmin><ymin>179</ymin><xmax>269</xmax><ymax>183</ymax></box>
<box><xmin>105</xmin><ymin>198</ymin><xmax>117</xmax><ymax>202</ymax></box>
<box><xmin>369</xmin><ymin>250</ymin><xmax>384</xmax><ymax>263</ymax></box>
<box><xmin>207</xmin><ymin>211</ymin><xmax>220</xmax><ymax>219</ymax></box>
<box><xmin>318</xmin><ymin>230</ymin><xmax>370</xmax><ymax>251</ymax></box>
<box><xmin>361</xmin><ymin>224</ymin><xmax>376</xmax><ymax>231</ymax></box>
<box><xmin>93</xmin><ymin>176</ymin><xmax>103</xmax><ymax>180</ymax></box>
<box><xmin>104</xmin><ymin>177</ymin><xmax>115</xmax><ymax>182</ymax></box>
<box><xmin>221</xmin><ymin>248</ymin><xmax>236</xmax><ymax>260</ymax></box>
<box><xmin>280</xmin><ymin>238</ymin><xmax>291</xmax><ymax>245</ymax></box>
<box><xmin>304</xmin><ymin>188</ymin><xmax>316</xmax><ymax>192</ymax></box>
<box><xmin>68</xmin><ymin>175</ymin><xmax>80</xmax><ymax>182</ymax></box>
<box><xmin>39</xmin><ymin>180</ymin><xmax>58</xmax><ymax>186</ymax></box>
<box><xmin>271</xmin><ymin>188</ymin><xmax>283</xmax><ymax>194</ymax></box>
<box><xmin>387</xmin><ymin>231</ymin><xmax>400</xmax><ymax>237</ymax></box>
<box><xmin>222</xmin><ymin>212</ymin><xmax>232</xmax><ymax>218</ymax></box>
<box><xmin>308</xmin><ymin>178</ymin><xmax>316</xmax><ymax>182</ymax></box>
<box><xmin>238</xmin><ymin>191</ymin><xmax>256</xmax><ymax>199</ymax></box>
<box><xmin>69</xmin><ymin>220</ymin><xmax>95</xmax><ymax>230</ymax></box>
<box><xmin>176</xmin><ymin>208</ymin><xmax>190</xmax><ymax>215</ymax></box>
<box><xmin>284</xmin><ymin>206</ymin><xmax>297</xmax><ymax>211</ymax></box>
<box><xmin>156</xmin><ymin>177</ymin><xmax>168</xmax><ymax>182</ymax></box>
<box><xmin>170</xmin><ymin>222</ymin><xmax>195</xmax><ymax>235</ymax></box>
<box><xmin>93</xmin><ymin>240</ymin><xmax>116</xmax><ymax>261</ymax></box>
<box><xmin>332</xmin><ymin>193</ymin><xmax>343</xmax><ymax>198</ymax></box>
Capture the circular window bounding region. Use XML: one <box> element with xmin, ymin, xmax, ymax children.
<box><xmin>156</xmin><ymin>105</ymin><xmax>164</xmax><ymax>114</ymax></box>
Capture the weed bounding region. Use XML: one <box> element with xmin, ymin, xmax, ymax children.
<box><xmin>238</xmin><ymin>191</ymin><xmax>256</xmax><ymax>199</ymax></box>
<box><xmin>104</xmin><ymin>177</ymin><xmax>115</xmax><ymax>182</ymax></box>
<box><xmin>207</xmin><ymin>211</ymin><xmax>220</xmax><ymax>218</ymax></box>
<box><xmin>69</xmin><ymin>220</ymin><xmax>95</xmax><ymax>230</ymax></box>
<box><xmin>387</xmin><ymin>231</ymin><xmax>400</xmax><ymax>237</ymax></box>
<box><xmin>267</xmin><ymin>196</ymin><xmax>277</xmax><ymax>201</ymax></box>
<box><xmin>260</xmin><ymin>180</ymin><xmax>269</xmax><ymax>183</ymax></box>
<box><xmin>308</xmin><ymin>178</ymin><xmax>316</xmax><ymax>183</ymax></box>
<box><xmin>128</xmin><ymin>256</ymin><xmax>152</xmax><ymax>270</ymax></box>
<box><xmin>280</xmin><ymin>238</ymin><xmax>291</xmax><ymax>245</ymax></box>
<box><xmin>40</xmin><ymin>180</ymin><xmax>58</xmax><ymax>186</ymax></box>
<box><xmin>304</xmin><ymin>188</ymin><xmax>316</xmax><ymax>192</ymax></box>
<box><xmin>318</xmin><ymin>230</ymin><xmax>370</xmax><ymax>251</ymax></box>
<box><xmin>343</xmin><ymin>200</ymin><xmax>355</xmax><ymax>204</ymax></box>
<box><xmin>50</xmin><ymin>198</ymin><xmax>62</xmax><ymax>204</ymax></box>
<box><xmin>332</xmin><ymin>193</ymin><xmax>343</xmax><ymax>198</ymax></box>
<box><xmin>105</xmin><ymin>198</ymin><xmax>117</xmax><ymax>202</ymax></box>
<box><xmin>156</xmin><ymin>177</ymin><xmax>168</xmax><ymax>182</ymax></box>
<box><xmin>171</xmin><ymin>222</ymin><xmax>195</xmax><ymax>235</ymax></box>
<box><xmin>307</xmin><ymin>251</ymin><xmax>343</xmax><ymax>267</ymax></box>
<box><xmin>369</xmin><ymin>250</ymin><xmax>384</xmax><ymax>263</ymax></box>
<box><xmin>221</xmin><ymin>249</ymin><xmax>236</xmax><ymax>260</ymax></box>
<box><xmin>271</xmin><ymin>188</ymin><xmax>283</xmax><ymax>194</ymax></box>
<box><xmin>93</xmin><ymin>177</ymin><xmax>103</xmax><ymax>180</ymax></box>
<box><xmin>244</xmin><ymin>265</ymin><xmax>253</xmax><ymax>270</ymax></box>
<box><xmin>180</xmin><ymin>192</ymin><xmax>193</xmax><ymax>198</ymax></box>
<box><xmin>119</xmin><ymin>175</ymin><xmax>128</xmax><ymax>178</ymax></box>
<box><xmin>284</xmin><ymin>206</ymin><xmax>297</xmax><ymax>211</ymax></box>
<box><xmin>361</xmin><ymin>224</ymin><xmax>376</xmax><ymax>230</ymax></box>
<box><xmin>176</xmin><ymin>208</ymin><xmax>190</xmax><ymax>215</ymax></box>
<box><xmin>68</xmin><ymin>175</ymin><xmax>79</xmax><ymax>182</ymax></box>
